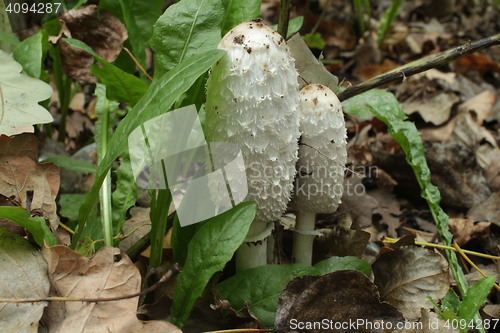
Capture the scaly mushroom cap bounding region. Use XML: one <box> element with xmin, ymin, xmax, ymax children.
<box><xmin>205</xmin><ymin>21</ymin><xmax>300</xmax><ymax>223</ymax></box>
<box><xmin>292</xmin><ymin>84</ymin><xmax>347</xmax><ymax>214</ymax></box>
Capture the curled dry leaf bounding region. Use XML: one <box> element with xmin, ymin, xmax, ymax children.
<box><xmin>41</xmin><ymin>246</ymin><xmax>181</xmax><ymax>333</ymax></box>
<box><xmin>0</xmin><ymin>228</ymin><xmax>50</xmax><ymax>333</ymax></box>
<box><xmin>448</xmin><ymin>218</ymin><xmax>490</xmax><ymax>246</ymax></box>
<box><xmin>275</xmin><ymin>270</ymin><xmax>404</xmax><ymax>333</ymax></box>
<box><xmin>57</xmin><ymin>5</ymin><xmax>128</xmax><ymax>83</ymax></box>
<box><xmin>0</xmin><ymin>135</ymin><xmax>60</xmax><ymax>229</ymax></box>
<box><xmin>372</xmin><ymin>246</ymin><xmax>450</xmax><ymax>321</ymax></box>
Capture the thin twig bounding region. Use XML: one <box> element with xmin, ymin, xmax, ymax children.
<box><xmin>123</xmin><ymin>47</ymin><xmax>153</xmax><ymax>81</ymax></box>
<box><xmin>383</xmin><ymin>237</ymin><xmax>500</xmax><ymax>261</ymax></box>
<box><xmin>0</xmin><ymin>264</ymin><xmax>179</xmax><ymax>303</ymax></box>
<box><xmin>338</xmin><ymin>33</ymin><xmax>500</xmax><ymax>102</ymax></box>
<box><xmin>452</xmin><ymin>243</ymin><xmax>500</xmax><ymax>292</ymax></box>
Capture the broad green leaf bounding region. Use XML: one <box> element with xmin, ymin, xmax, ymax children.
<box><xmin>314</xmin><ymin>256</ymin><xmax>371</xmax><ymax>276</ymax></box>
<box><xmin>0</xmin><ymin>227</ymin><xmax>50</xmax><ymax>332</ymax></box>
<box><xmin>218</xmin><ymin>264</ymin><xmax>319</xmax><ymax>327</ymax></box>
<box><xmin>111</xmin><ymin>153</ymin><xmax>137</xmax><ymax>238</ymax></box>
<box><xmin>13</xmin><ymin>30</ymin><xmax>48</xmax><ymax>79</ymax></box>
<box><xmin>41</xmin><ymin>156</ymin><xmax>97</xmax><ymax>173</ymax></box>
<box><xmin>120</xmin><ymin>0</ymin><xmax>164</xmax><ymax>67</ymax></box>
<box><xmin>150</xmin><ymin>0</ymin><xmax>224</xmax><ymax>76</ymax></box>
<box><xmin>458</xmin><ymin>276</ymin><xmax>496</xmax><ymax>322</ymax></box>
<box><xmin>63</xmin><ymin>38</ymin><xmax>148</xmax><ymax>105</ymax></box>
<box><xmin>0</xmin><ymin>206</ymin><xmax>57</xmax><ymax>246</ymax></box>
<box><xmin>170</xmin><ymin>202</ymin><xmax>257</xmax><ymax>327</ymax></box>
<box><xmin>343</xmin><ymin>88</ymin><xmax>406</xmax><ymax>119</ymax></box>
<box><xmin>0</xmin><ymin>50</ymin><xmax>53</xmax><ymax>136</ymax></box>
<box><xmin>221</xmin><ymin>0</ymin><xmax>262</xmax><ymax>34</ymax></box>
<box><xmin>377</xmin><ymin>0</ymin><xmax>403</xmax><ymax>46</ymax></box>
<box><xmin>59</xmin><ymin>194</ymin><xmax>87</xmax><ymax>222</ymax></box>
<box><xmin>73</xmin><ymin>49</ymin><xmax>224</xmax><ymax>246</ymax></box>
<box><xmin>171</xmin><ymin>215</ymin><xmax>199</xmax><ymax>266</ymax></box>
<box><xmin>272</xmin><ymin>16</ymin><xmax>304</xmax><ymax>38</ymax></box>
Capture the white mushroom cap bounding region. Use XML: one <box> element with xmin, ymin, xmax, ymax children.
<box><xmin>292</xmin><ymin>84</ymin><xmax>347</xmax><ymax>214</ymax></box>
<box><xmin>205</xmin><ymin>21</ymin><xmax>300</xmax><ymax>223</ymax></box>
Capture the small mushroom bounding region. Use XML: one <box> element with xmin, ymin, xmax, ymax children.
<box><xmin>291</xmin><ymin>84</ymin><xmax>347</xmax><ymax>265</ymax></box>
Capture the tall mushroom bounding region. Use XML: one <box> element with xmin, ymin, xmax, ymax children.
<box><xmin>204</xmin><ymin>21</ymin><xmax>300</xmax><ymax>271</ymax></box>
<box><xmin>292</xmin><ymin>84</ymin><xmax>347</xmax><ymax>265</ymax></box>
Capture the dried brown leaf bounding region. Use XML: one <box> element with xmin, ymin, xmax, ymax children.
<box><xmin>372</xmin><ymin>246</ymin><xmax>450</xmax><ymax>321</ymax></box>
<box><xmin>275</xmin><ymin>270</ymin><xmax>404</xmax><ymax>333</ymax></box>
<box><xmin>57</xmin><ymin>5</ymin><xmax>128</xmax><ymax>83</ymax></box>
<box><xmin>0</xmin><ymin>228</ymin><xmax>50</xmax><ymax>332</ymax></box>
<box><xmin>41</xmin><ymin>246</ymin><xmax>181</xmax><ymax>333</ymax></box>
<box><xmin>448</xmin><ymin>218</ymin><xmax>490</xmax><ymax>246</ymax></box>
<box><xmin>0</xmin><ymin>155</ymin><xmax>60</xmax><ymax>229</ymax></box>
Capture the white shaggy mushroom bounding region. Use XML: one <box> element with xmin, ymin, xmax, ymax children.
<box><xmin>292</xmin><ymin>84</ymin><xmax>347</xmax><ymax>265</ymax></box>
<box><xmin>204</xmin><ymin>21</ymin><xmax>300</xmax><ymax>271</ymax></box>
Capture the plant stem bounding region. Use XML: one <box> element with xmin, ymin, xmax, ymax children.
<box><xmin>98</xmin><ymin>96</ymin><xmax>113</xmax><ymax>247</ymax></box>
<box><xmin>278</xmin><ymin>0</ymin><xmax>291</xmax><ymax>38</ymax></box>
<box><xmin>292</xmin><ymin>211</ymin><xmax>316</xmax><ymax>265</ymax></box>
<box><xmin>338</xmin><ymin>32</ymin><xmax>500</xmax><ymax>102</ymax></box>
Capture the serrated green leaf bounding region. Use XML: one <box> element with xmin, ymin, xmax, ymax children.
<box><xmin>170</xmin><ymin>201</ymin><xmax>257</xmax><ymax>327</ymax></box>
<box><xmin>150</xmin><ymin>0</ymin><xmax>224</xmax><ymax>77</ymax></box>
<box><xmin>221</xmin><ymin>0</ymin><xmax>262</xmax><ymax>35</ymax></box>
<box><xmin>0</xmin><ymin>206</ymin><xmax>57</xmax><ymax>246</ymax></box>
<box><xmin>441</xmin><ymin>288</ymin><xmax>461</xmax><ymax>313</ymax></box>
<box><xmin>0</xmin><ymin>50</ymin><xmax>53</xmax><ymax>136</ymax></box>
<box><xmin>218</xmin><ymin>264</ymin><xmax>319</xmax><ymax>327</ymax></box>
<box><xmin>314</xmin><ymin>256</ymin><xmax>371</xmax><ymax>276</ymax></box>
<box><xmin>73</xmin><ymin>48</ymin><xmax>224</xmax><ymax>246</ymax></box>
<box><xmin>41</xmin><ymin>156</ymin><xmax>97</xmax><ymax>173</ymax></box>
<box><xmin>13</xmin><ymin>30</ymin><xmax>48</xmax><ymax>79</ymax></box>
<box><xmin>458</xmin><ymin>276</ymin><xmax>496</xmax><ymax>322</ymax></box>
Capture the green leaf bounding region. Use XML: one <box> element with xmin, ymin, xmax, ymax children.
<box><xmin>41</xmin><ymin>156</ymin><xmax>97</xmax><ymax>173</ymax></box>
<box><xmin>458</xmin><ymin>276</ymin><xmax>496</xmax><ymax>322</ymax></box>
<box><xmin>0</xmin><ymin>206</ymin><xmax>57</xmax><ymax>247</ymax></box>
<box><xmin>91</xmin><ymin>63</ymin><xmax>148</xmax><ymax>106</ymax></box>
<box><xmin>303</xmin><ymin>32</ymin><xmax>326</xmax><ymax>50</ymax></box>
<box><xmin>150</xmin><ymin>0</ymin><xmax>224</xmax><ymax>76</ymax></box>
<box><xmin>171</xmin><ymin>215</ymin><xmax>199</xmax><ymax>266</ymax></box>
<box><xmin>111</xmin><ymin>153</ymin><xmax>137</xmax><ymax>238</ymax></box>
<box><xmin>13</xmin><ymin>30</ymin><xmax>48</xmax><ymax>78</ymax></box>
<box><xmin>59</xmin><ymin>194</ymin><xmax>87</xmax><ymax>222</ymax></box>
<box><xmin>73</xmin><ymin>49</ymin><xmax>224</xmax><ymax>246</ymax></box>
<box><xmin>0</xmin><ymin>0</ymin><xmax>17</xmax><ymax>53</ymax></box>
<box><xmin>441</xmin><ymin>288</ymin><xmax>461</xmax><ymax>313</ymax></box>
<box><xmin>272</xmin><ymin>16</ymin><xmax>304</xmax><ymax>38</ymax></box>
<box><xmin>343</xmin><ymin>88</ymin><xmax>406</xmax><ymax>119</ymax></box>
<box><xmin>218</xmin><ymin>263</ymin><xmax>319</xmax><ymax>327</ymax></box>
<box><xmin>119</xmin><ymin>0</ymin><xmax>164</xmax><ymax>67</ymax></box>
<box><xmin>377</xmin><ymin>0</ymin><xmax>403</xmax><ymax>46</ymax></box>
<box><xmin>221</xmin><ymin>0</ymin><xmax>263</xmax><ymax>35</ymax></box>
<box><xmin>170</xmin><ymin>201</ymin><xmax>257</xmax><ymax>327</ymax></box>
<box><xmin>0</xmin><ymin>50</ymin><xmax>53</xmax><ymax>136</ymax></box>
<box><xmin>314</xmin><ymin>256</ymin><xmax>371</xmax><ymax>276</ymax></box>
<box><xmin>63</xmin><ymin>37</ymin><xmax>148</xmax><ymax>105</ymax></box>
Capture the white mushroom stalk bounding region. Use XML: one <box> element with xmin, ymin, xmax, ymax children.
<box><xmin>292</xmin><ymin>84</ymin><xmax>347</xmax><ymax>265</ymax></box>
<box><xmin>205</xmin><ymin>21</ymin><xmax>300</xmax><ymax>271</ymax></box>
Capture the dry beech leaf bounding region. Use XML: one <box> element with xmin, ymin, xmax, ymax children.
<box><xmin>467</xmin><ymin>192</ymin><xmax>500</xmax><ymax>227</ymax></box>
<box><xmin>457</xmin><ymin>91</ymin><xmax>496</xmax><ymax>125</ymax></box>
<box><xmin>403</xmin><ymin>92</ymin><xmax>459</xmax><ymax>126</ymax></box>
<box><xmin>0</xmin><ymin>227</ymin><xmax>50</xmax><ymax>332</ymax></box>
<box><xmin>448</xmin><ymin>218</ymin><xmax>490</xmax><ymax>246</ymax></box>
<box><xmin>372</xmin><ymin>246</ymin><xmax>450</xmax><ymax>321</ymax></box>
<box><xmin>275</xmin><ymin>270</ymin><xmax>404</xmax><ymax>333</ymax></box>
<box><xmin>0</xmin><ymin>133</ymin><xmax>39</xmax><ymax>160</ymax></box>
<box><xmin>41</xmin><ymin>246</ymin><xmax>181</xmax><ymax>333</ymax></box>
<box><xmin>0</xmin><ymin>154</ymin><xmax>60</xmax><ymax>229</ymax></box>
<box><xmin>57</xmin><ymin>5</ymin><xmax>128</xmax><ymax>83</ymax></box>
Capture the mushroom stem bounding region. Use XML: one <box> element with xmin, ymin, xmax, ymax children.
<box><xmin>292</xmin><ymin>211</ymin><xmax>316</xmax><ymax>265</ymax></box>
<box><xmin>236</xmin><ymin>222</ymin><xmax>268</xmax><ymax>271</ymax></box>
